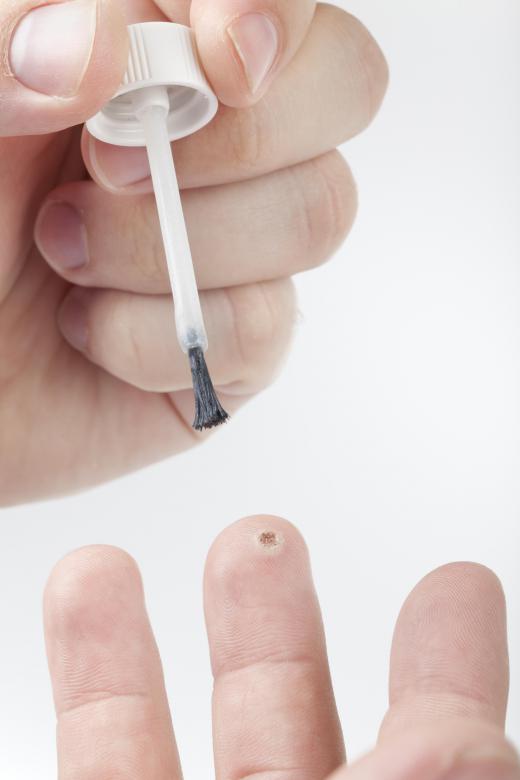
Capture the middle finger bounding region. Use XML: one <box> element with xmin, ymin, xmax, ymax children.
<box><xmin>35</xmin><ymin>151</ymin><xmax>356</xmax><ymax>293</ymax></box>
<box><xmin>204</xmin><ymin>516</ymin><xmax>346</xmax><ymax>780</ymax></box>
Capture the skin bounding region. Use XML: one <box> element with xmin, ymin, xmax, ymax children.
<box><xmin>43</xmin><ymin>515</ymin><xmax>520</xmax><ymax>780</ymax></box>
<box><xmin>0</xmin><ymin>0</ymin><xmax>388</xmax><ymax>505</ymax></box>
<box><xmin>4</xmin><ymin>4</ymin><xmax>514</xmax><ymax>775</ymax></box>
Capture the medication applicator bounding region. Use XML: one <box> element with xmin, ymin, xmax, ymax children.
<box><xmin>87</xmin><ymin>22</ymin><xmax>229</xmax><ymax>431</ymax></box>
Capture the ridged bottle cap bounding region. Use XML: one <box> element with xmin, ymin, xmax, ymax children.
<box><xmin>86</xmin><ymin>22</ymin><xmax>218</xmax><ymax>147</ymax></box>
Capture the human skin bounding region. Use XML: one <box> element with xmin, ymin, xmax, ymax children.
<box><xmin>43</xmin><ymin>515</ymin><xmax>520</xmax><ymax>779</ymax></box>
<box><xmin>0</xmin><ymin>0</ymin><xmax>388</xmax><ymax>505</ymax></box>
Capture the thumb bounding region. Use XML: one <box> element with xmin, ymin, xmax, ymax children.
<box><xmin>0</xmin><ymin>0</ymin><xmax>128</xmax><ymax>137</ymax></box>
<box><xmin>190</xmin><ymin>0</ymin><xmax>316</xmax><ymax>108</ymax></box>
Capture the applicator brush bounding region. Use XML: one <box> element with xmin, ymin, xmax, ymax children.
<box><xmin>87</xmin><ymin>22</ymin><xmax>228</xmax><ymax>430</ymax></box>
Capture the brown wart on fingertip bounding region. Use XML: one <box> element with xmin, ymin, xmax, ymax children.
<box><xmin>257</xmin><ymin>530</ymin><xmax>284</xmax><ymax>549</ymax></box>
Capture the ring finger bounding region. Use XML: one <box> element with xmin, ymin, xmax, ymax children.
<box><xmin>44</xmin><ymin>546</ymin><xmax>181</xmax><ymax>780</ymax></box>
<box><xmin>57</xmin><ymin>278</ymin><xmax>297</xmax><ymax>395</ymax></box>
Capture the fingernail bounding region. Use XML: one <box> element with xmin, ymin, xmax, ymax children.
<box><xmin>10</xmin><ymin>0</ymin><xmax>97</xmax><ymax>97</ymax></box>
<box><xmin>227</xmin><ymin>13</ymin><xmax>279</xmax><ymax>94</ymax></box>
<box><xmin>88</xmin><ymin>136</ymin><xmax>151</xmax><ymax>191</ymax></box>
<box><xmin>443</xmin><ymin>747</ymin><xmax>520</xmax><ymax>780</ymax></box>
<box><xmin>36</xmin><ymin>202</ymin><xmax>89</xmax><ymax>271</ymax></box>
<box><xmin>58</xmin><ymin>290</ymin><xmax>89</xmax><ymax>352</ymax></box>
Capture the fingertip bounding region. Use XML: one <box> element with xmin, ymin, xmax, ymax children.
<box><xmin>44</xmin><ymin>545</ymin><xmax>143</xmax><ymax>636</ymax></box>
<box><xmin>339</xmin><ymin>11</ymin><xmax>389</xmax><ymax>119</ymax></box>
<box><xmin>205</xmin><ymin>514</ymin><xmax>310</xmax><ymax>584</ymax></box>
<box><xmin>401</xmin><ymin>562</ymin><xmax>507</xmax><ymax>625</ymax></box>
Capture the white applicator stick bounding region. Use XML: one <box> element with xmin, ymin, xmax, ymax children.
<box><xmin>133</xmin><ymin>87</ymin><xmax>228</xmax><ymax>430</ymax></box>
<box><xmin>86</xmin><ymin>22</ymin><xmax>228</xmax><ymax>430</ymax></box>
<box><xmin>135</xmin><ymin>87</ymin><xmax>207</xmax><ymax>354</ymax></box>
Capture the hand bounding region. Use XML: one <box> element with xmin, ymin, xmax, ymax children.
<box><xmin>0</xmin><ymin>1</ymin><xmax>387</xmax><ymax>505</ymax></box>
<box><xmin>43</xmin><ymin>516</ymin><xmax>519</xmax><ymax>779</ymax></box>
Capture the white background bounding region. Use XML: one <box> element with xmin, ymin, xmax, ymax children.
<box><xmin>1</xmin><ymin>1</ymin><xmax>519</xmax><ymax>776</ymax></box>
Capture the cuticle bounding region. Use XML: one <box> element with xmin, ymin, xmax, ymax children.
<box><xmin>226</xmin><ymin>10</ymin><xmax>283</xmax><ymax>87</ymax></box>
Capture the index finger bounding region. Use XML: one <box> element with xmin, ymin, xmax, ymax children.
<box><xmin>189</xmin><ymin>0</ymin><xmax>316</xmax><ymax>106</ymax></box>
<box><xmin>329</xmin><ymin>563</ymin><xmax>518</xmax><ymax>780</ymax></box>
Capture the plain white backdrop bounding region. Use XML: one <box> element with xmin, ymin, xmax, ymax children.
<box><xmin>1</xmin><ymin>1</ymin><xmax>519</xmax><ymax>776</ymax></box>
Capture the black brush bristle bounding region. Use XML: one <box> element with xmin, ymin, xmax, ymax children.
<box><xmin>188</xmin><ymin>347</ymin><xmax>229</xmax><ymax>431</ymax></box>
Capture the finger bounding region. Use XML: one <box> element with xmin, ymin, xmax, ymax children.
<box><xmin>204</xmin><ymin>516</ymin><xmax>345</xmax><ymax>780</ymax></box>
<box><xmin>329</xmin><ymin>725</ymin><xmax>520</xmax><ymax>780</ymax></box>
<box><xmin>153</xmin><ymin>0</ymin><xmax>191</xmax><ymax>25</ymax></box>
<box><xmin>382</xmin><ymin>562</ymin><xmax>510</xmax><ymax>736</ymax></box>
<box><xmin>57</xmin><ymin>279</ymin><xmax>296</xmax><ymax>395</ymax></box>
<box><xmin>327</xmin><ymin>563</ymin><xmax>519</xmax><ymax>780</ymax></box>
<box><xmin>188</xmin><ymin>0</ymin><xmax>316</xmax><ymax>107</ymax></box>
<box><xmin>83</xmin><ymin>4</ymin><xmax>388</xmax><ymax>192</ymax></box>
<box><xmin>35</xmin><ymin>152</ymin><xmax>356</xmax><ymax>294</ymax></box>
<box><xmin>44</xmin><ymin>545</ymin><xmax>181</xmax><ymax>780</ymax></box>
<box><xmin>0</xmin><ymin>0</ymin><xmax>128</xmax><ymax>136</ymax></box>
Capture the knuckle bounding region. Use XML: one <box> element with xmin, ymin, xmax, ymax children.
<box><xmin>117</xmin><ymin>305</ymin><xmax>149</xmax><ymax>381</ymax></box>
<box><xmin>93</xmin><ymin>292</ymin><xmax>145</xmax><ymax>377</ymax></box>
<box><xmin>320</xmin><ymin>4</ymin><xmax>389</xmax><ymax>127</ymax></box>
<box><xmin>226</xmin><ymin>279</ymin><xmax>297</xmax><ymax>389</ymax></box>
<box><xmin>353</xmin><ymin>17</ymin><xmax>389</xmax><ymax>120</ymax></box>
<box><xmin>297</xmin><ymin>152</ymin><xmax>357</xmax><ymax>267</ymax></box>
<box><xmin>126</xmin><ymin>197</ymin><xmax>166</xmax><ymax>287</ymax></box>
<box><xmin>225</xmin><ymin>101</ymin><xmax>274</xmax><ymax>173</ymax></box>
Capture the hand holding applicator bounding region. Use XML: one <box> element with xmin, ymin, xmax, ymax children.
<box><xmin>87</xmin><ymin>22</ymin><xmax>228</xmax><ymax>430</ymax></box>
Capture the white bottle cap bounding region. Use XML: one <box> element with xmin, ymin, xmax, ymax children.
<box><xmin>87</xmin><ymin>22</ymin><xmax>218</xmax><ymax>147</ymax></box>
